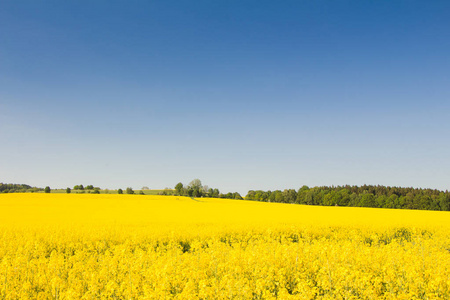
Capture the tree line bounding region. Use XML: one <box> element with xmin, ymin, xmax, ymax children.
<box><xmin>174</xmin><ymin>179</ymin><xmax>243</xmax><ymax>200</ymax></box>
<box><xmin>0</xmin><ymin>183</ymin><xmax>43</xmax><ymax>193</ymax></box>
<box><xmin>70</xmin><ymin>184</ymin><xmax>101</xmax><ymax>194</ymax></box>
<box><xmin>245</xmin><ymin>185</ymin><xmax>450</xmax><ymax>211</ymax></box>
<box><xmin>3</xmin><ymin>181</ymin><xmax>450</xmax><ymax>212</ymax></box>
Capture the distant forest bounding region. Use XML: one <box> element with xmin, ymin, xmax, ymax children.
<box><xmin>2</xmin><ymin>182</ymin><xmax>449</xmax><ymax>212</ymax></box>
<box><xmin>0</xmin><ymin>183</ymin><xmax>43</xmax><ymax>193</ymax></box>
<box><xmin>245</xmin><ymin>185</ymin><xmax>450</xmax><ymax>211</ymax></box>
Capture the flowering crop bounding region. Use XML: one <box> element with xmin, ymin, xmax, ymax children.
<box><xmin>1</xmin><ymin>193</ymin><xmax>450</xmax><ymax>299</ymax></box>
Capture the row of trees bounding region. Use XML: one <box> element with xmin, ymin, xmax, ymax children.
<box><xmin>117</xmin><ymin>187</ymin><xmax>138</xmax><ymax>194</ymax></box>
<box><xmin>174</xmin><ymin>179</ymin><xmax>243</xmax><ymax>200</ymax></box>
<box><xmin>73</xmin><ymin>185</ymin><xmax>99</xmax><ymax>191</ymax></box>
<box><xmin>67</xmin><ymin>186</ymin><xmax>134</xmax><ymax>194</ymax></box>
<box><xmin>245</xmin><ymin>185</ymin><xmax>450</xmax><ymax>211</ymax></box>
<box><xmin>4</xmin><ymin>181</ymin><xmax>450</xmax><ymax>211</ymax></box>
<box><xmin>2</xmin><ymin>183</ymin><xmax>145</xmax><ymax>195</ymax></box>
<box><xmin>0</xmin><ymin>183</ymin><xmax>42</xmax><ymax>193</ymax></box>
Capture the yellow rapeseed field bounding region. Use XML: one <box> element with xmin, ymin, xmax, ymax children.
<box><xmin>1</xmin><ymin>193</ymin><xmax>450</xmax><ymax>299</ymax></box>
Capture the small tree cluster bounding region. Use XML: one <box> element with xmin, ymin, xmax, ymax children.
<box><xmin>73</xmin><ymin>185</ymin><xmax>84</xmax><ymax>190</ymax></box>
<box><xmin>173</xmin><ymin>179</ymin><xmax>242</xmax><ymax>200</ymax></box>
<box><xmin>73</xmin><ymin>185</ymin><xmax>99</xmax><ymax>191</ymax></box>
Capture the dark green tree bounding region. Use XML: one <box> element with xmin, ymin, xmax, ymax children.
<box><xmin>233</xmin><ymin>192</ymin><xmax>243</xmax><ymax>200</ymax></box>
<box><xmin>126</xmin><ymin>187</ymin><xmax>134</xmax><ymax>194</ymax></box>
<box><xmin>175</xmin><ymin>182</ymin><xmax>184</xmax><ymax>195</ymax></box>
<box><xmin>283</xmin><ymin>189</ymin><xmax>297</xmax><ymax>204</ymax></box>
<box><xmin>66</xmin><ymin>187</ymin><xmax>71</xmax><ymax>194</ymax></box>
<box><xmin>117</xmin><ymin>188</ymin><xmax>123</xmax><ymax>194</ymax></box>
<box><xmin>439</xmin><ymin>193</ymin><xmax>450</xmax><ymax>211</ymax></box>
<box><xmin>44</xmin><ymin>186</ymin><xmax>51</xmax><ymax>193</ymax></box>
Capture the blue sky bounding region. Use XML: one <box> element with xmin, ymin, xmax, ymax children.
<box><xmin>1</xmin><ymin>1</ymin><xmax>449</xmax><ymax>194</ymax></box>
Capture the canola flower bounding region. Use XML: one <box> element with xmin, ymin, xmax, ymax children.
<box><xmin>1</xmin><ymin>193</ymin><xmax>450</xmax><ymax>299</ymax></box>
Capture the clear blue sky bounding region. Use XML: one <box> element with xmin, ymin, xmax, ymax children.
<box><xmin>1</xmin><ymin>1</ymin><xmax>449</xmax><ymax>194</ymax></box>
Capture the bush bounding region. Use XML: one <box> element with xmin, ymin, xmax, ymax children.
<box><xmin>44</xmin><ymin>186</ymin><xmax>51</xmax><ymax>193</ymax></box>
<box><xmin>118</xmin><ymin>189</ymin><xmax>123</xmax><ymax>194</ymax></box>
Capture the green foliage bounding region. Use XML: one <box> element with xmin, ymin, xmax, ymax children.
<box><xmin>0</xmin><ymin>183</ymin><xmax>43</xmax><ymax>193</ymax></box>
<box><xmin>245</xmin><ymin>185</ymin><xmax>450</xmax><ymax>212</ymax></box>
<box><xmin>234</xmin><ymin>192</ymin><xmax>243</xmax><ymax>200</ymax></box>
<box><xmin>187</xmin><ymin>179</ymin><xmax>202</xmax><ymax>197</ymax></box>
<box><xmin>175</xmin><ymin>182</ymin><xmax>184</xmax><ymax>196</ymax></box>
<box><xmin>172</xmin><ymin>179</ymin><xmax>242</xmax><ymax>200</ymax></box>
<box><xmin>5</xmin><ymin>180</ymin><xmax>447</xmax><ymax>213</ymax></box>
<box><xmin>73</xmin><ymin>185</ymin><xmax>84</xmax><ymax>190</ymax></box>
<box><xmin>189</xmin><ymin>179</ymin><xmax>202</xmax><ymax>190</ymax></box>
